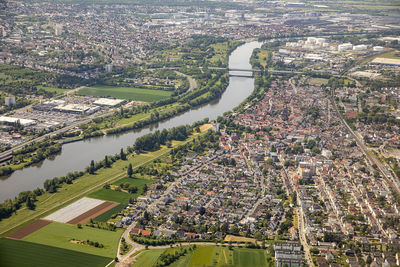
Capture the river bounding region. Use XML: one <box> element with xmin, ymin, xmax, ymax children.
<box><xmin>0</xmin><ymin>41</ymin><xmax>262</xmax><ymax>202</ymax></box>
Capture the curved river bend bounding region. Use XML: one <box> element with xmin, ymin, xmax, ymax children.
<box><xmin>0</xmin><ymin>41</ymin><xmax>262</xmax><ymax>202</ymax></box>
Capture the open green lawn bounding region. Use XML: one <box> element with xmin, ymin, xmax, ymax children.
<box><xmin>132</xmin><ymin>249</ymin><xmax>165</xmax><ymax>267</ymax></box>
<box><xmin>38</xmin><ymin>85</ymin><xmax>71</xmax><ymax>95</ymax></box>
<box><xmin>78</xmin><ymin>85</ymin><xmax>172</xmax><ymax>102</ymax></box>
<box><xmin>0</xmin><ymin>238</ymin><xmax>112</xmax><ymax>267</ymax></box>
<box><xmin>22</xmin><ymin>222</ymin><xmax>123</xmax><ymax>258</ymax></box>
<box><xmin>88</xmin><ymin>176</ymin><xmax>153</xmax><ymax>203</ymax></box>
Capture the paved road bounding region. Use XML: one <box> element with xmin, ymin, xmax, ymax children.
<box><xmin>297</xmin><ymin>207</ymin><xmax>314</xmax><ymax>267</ymax></box>
<box><xmin>175</xmin><ymin>71</ymin><xmax>197</xmax><ymax>92</ymax></box>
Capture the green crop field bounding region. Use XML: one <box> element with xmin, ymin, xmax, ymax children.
<box><xmin>94</xmin><ymin>203</ymin><xmax>126</xmax><ymax>222</ymax></box>
<box><xmin>88</xmin><ymin>188</ymin><xmax>133</xmax><ymax>204</ymax></box>
<box><xmin>133</xmin><ymin>249</ymin><xmax>165</xmax><ymax>267</ymax></box>
<box><xmin>22</xmin><ymin>222</ymin><xmax>123</xmax><ymax>258</ymax></box>
<box><xmin>133</xmin><ymin>246</ymin><xmax>269</xmax><ymax>267</ymax></box>
<box><xmin>78</xmin><ymin>85</ymin><xmax>172</xmax><ymax>102</ymax></box>
<box><xmin>0</xmin><ymin>238</ymin><xmax>112</xmax><ymax>267</ymax></box>
<box><xmin>188</xmin><ymin>246</ymin><xmax>216</xmax><ymax>266</ymax></box>
<box><xmin>233</xmin><ymin>248</ymin><xmax>267</xmax><ymax>267</ymax></box>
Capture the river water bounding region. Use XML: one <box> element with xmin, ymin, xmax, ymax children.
<box><xmin>0</xmin><ymin>41</ymin><xmax>262</xmax><ymax>202</ymax></box>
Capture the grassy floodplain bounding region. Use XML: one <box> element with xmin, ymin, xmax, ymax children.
<box><xmin>0</xmin><ymin>238</ymin><xmax>112</xmax><ymax>267</ymax></box>
<box><xmin>22</xmin><ymin>222</ymin><xmax>122</xmax><ymax>257</ymax></box>
<box><xmin>78</xmin><ymin>85</ymin><xmax>172</xmax><ymax>102</ymax></box>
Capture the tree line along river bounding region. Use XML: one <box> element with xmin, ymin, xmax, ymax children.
<box><xmin>0</xmin><ymin>41</ymin><xmax>262</xmax><ymax>202</ymax></box>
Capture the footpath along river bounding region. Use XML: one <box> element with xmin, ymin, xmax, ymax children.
<box><xmin>0</xmin><ymin>41</ymin><xmax>262</xmax><ymax>202</ymax></box>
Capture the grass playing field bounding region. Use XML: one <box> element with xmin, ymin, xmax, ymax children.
<box><xmin>78</xmin><ymin>85</ymin><xmax>172</xmax><ymax>102</ymax></box>
<box><xmin>0</xmin><ymin>238</ymin><xmax>112</xmax><ymax>267</ymax></box>
<box><xmin>22</xmin><ymin>222</ymin><xmax>123</xmax><ymax>258</ymax></box>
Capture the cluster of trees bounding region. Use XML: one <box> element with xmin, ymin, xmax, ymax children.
<box><xmin>217</xmin><ymin>157</ymin><xmax>236</xmax><ymax>166</ymax></box>
<box><xmin>117</xmin><ymin>183</ymin><xmax>138</xmax><ymax>194</ymax></box>
<box><xmin>43</xmin><ymin>171</ymin><xmax>84</xmax><ymax>193</ymax></box>
<box><xmin>86</xmin><ymin>219</ymin><xmax>116</xmax><ymax>231</ymax></box>
<box><xmin>0</xmin><ymin>188</ymin><xmax>43</xmax><ymax>220</ymax></box>
<box><xmin>0</xmin><ymin>64</ymin><xmax>88</xmax><ymax>98</ymax></box>
<box><xmin>133</xmin><ymin>126</ymin><xmax>191</xmax><ymax>153</ymax></box>
<box><xmin>357</xmin><ymin>105</ymin><xmax>400</xmax><ymax>126</ymax></box>
<box><xmin>86</xmin><ymin>149</ymin><xmax>127</xmax><ymax>175</ymax></box>
<box><xmin>278</xmin><ymin>208</ymin><xmax>294</xmax><ymax>235</ymax></box>
<box><xmin>70</xmin><ymin>238</ymin><xmax>104</xmax><ymax>248</ymax></box>
<box><xmin>155</xmin><ymin>247</ymin><xmax>190</xmax><ymax>267</ymax></box>
<box><xmin>1</xmin><ymin>140</ymin><xmax>63</xmax><ymax>176</ymax></box>
<box><xmin>285</xmin><ymin>142</ymin><xmax>304</xmax><ymax>155</ymax></box>
<box><xmin>130</xmin><ymin>235</ymin><xmax>176</xmax><ymax>246</ymax></box>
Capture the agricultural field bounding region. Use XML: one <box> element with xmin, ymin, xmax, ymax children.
<box><xmin>44</xmin><ymin>197</ymin><xmax>106</xmax><ymax>223</ymax></box>
<box><xmin>22</xmin><ymin>222</ymin><xmax>122</xmax><ymax>257</ymax></box>
<box><xmin>132</xmin><ymin>249</ymin><xmax>165</xmax><ymax>267</ymax></box>
<box><xmin>78</xmin><ymin>85</ymin><xmax>172</xmax><ymax>102</ymax></box>
<box><xmin>7</xmin><ymin>219</ymin><xmax>51</xmax><ymax>239</ymax></box>
<box><xmin>94</xmin><ymin>203</ymin><xmax>126</xmax><ymax>222</ymax></box>
<box><xmin>133</xmin><ymin>245</ymin><xmax>270</xmax><ymax>267</ymax></box>
<box><xmin>0</xmin><ymin>238</ymin><xmax>112</xmax><ymax>267</ymax></box>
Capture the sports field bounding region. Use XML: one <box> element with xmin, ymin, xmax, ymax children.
<box><xmin>0</xmin><ymin>238</ymin><xmax>112</xmax><ymax>267</ymax></box>
<box><xmin>78</xmin><ymin>85</ymin><xmax>172</xmax><ymax>102</ymax></box>
<box><xmin>22</xmin><ymin>222</ymin><xmax>123</xmax><ymax>257</ymax></box>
